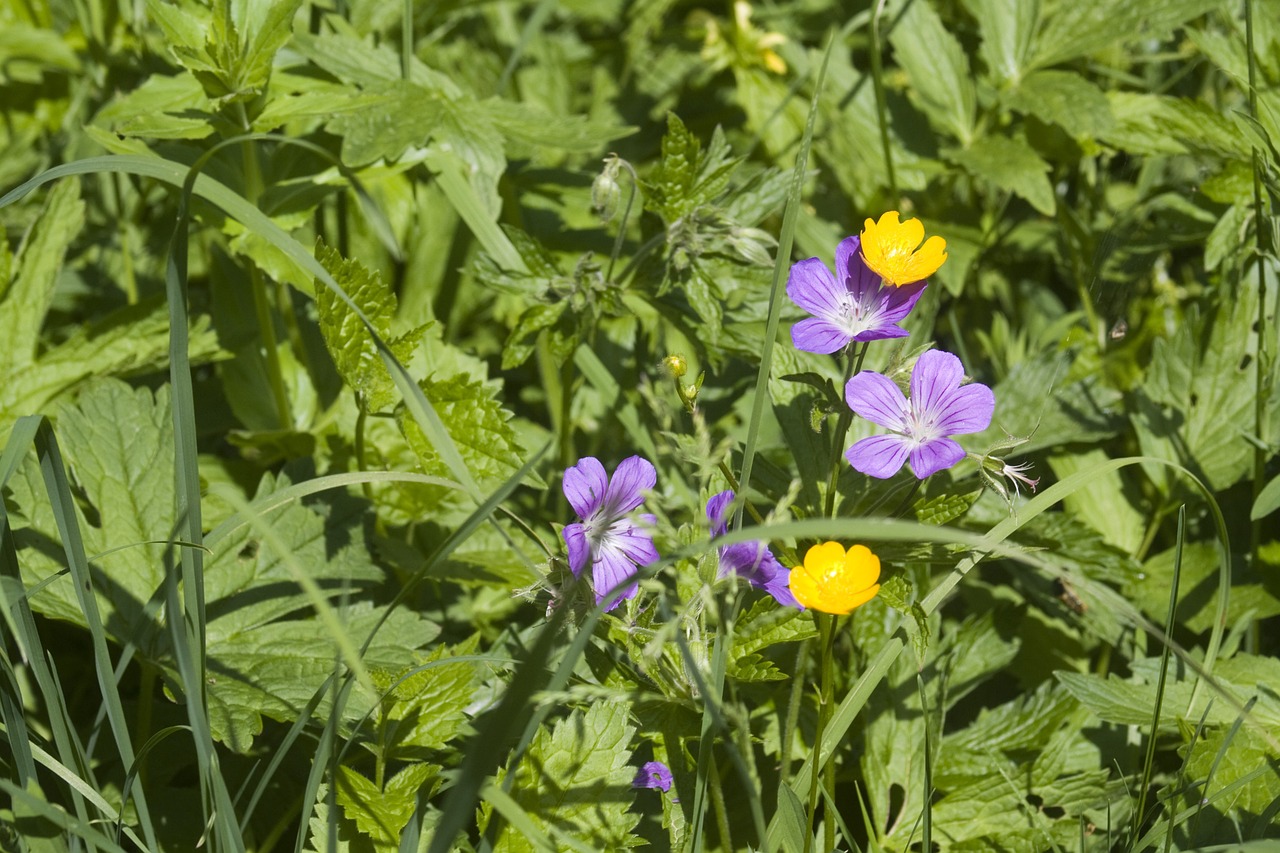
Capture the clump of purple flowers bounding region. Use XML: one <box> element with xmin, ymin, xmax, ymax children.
<box><xmin>844</xmin><ymin>350</ymin><xmax>994</xmax><ymax>479</ymax></box>
<box><xmin>561</xmin><ymin>456</ymin><xmax>659</xmax><ymax>610</ymax></box>
<box><xmin>706</xmin><ymin>491</ymin><xmax>801</xmax><ymax>609</ymax></box>
<box><xmin>787</xmin><ymin>235</ymin><xmax>928</xmax><ymax>354</ymax></box>
<box><xmin>632</xmin><ymin>760</ymin><xmax>673</xmax><ymax>792</ymax></box>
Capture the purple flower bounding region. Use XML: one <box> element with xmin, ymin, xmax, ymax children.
<box><xmin>787</xmin><ymin>236</ymin><xmax>928</xmax><ymax>354</ymax></box>
<box><xmin>562</xmin><ymin>456</ymin><xmax>660</xmax><ymax>610</ymax></box>
<box><xmin>706</xmin><ymin>491</ymin><xmax>801</xmax><ymax>609</ymax></box>
<box><xmin>844</xmin><ymin>350</ymin><xmax>995</xmax><ymax>479</ymax></box>
<box><xmin>633</xmin><ymin>761</ymin><xmax>673</xmax><ymax>792</ymax></box>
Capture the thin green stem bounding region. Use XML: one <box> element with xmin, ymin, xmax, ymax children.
<box><xmin>354</xmin><ymin>398</ymin><xmax>373</xmax><ymax>503</ymax></box>
<box><xmin>709</xmin><ymin>753</ymin><xmax>733</xmax><ymax>852</ymax></box>
<box><xmin>779</xmin><ymin>637</ymin><xmax>811</xmax><ymax>786</ymax></box>
<box><xmin>823</xmin><ymin>345</ymin><xmax>866</xmax><ymax>519</ymax></box>
<box><xmin>605</xmin><ymin>158</ymin><xmax>638</xmax><ymax>285</ymax></box>
<box><xmin>869</xmin><ymin>0</ymin><xmax>897</xmax><ymax>202</ymax></box>
<box><xmin>805</xmin><ymin>613</ymin><xmax>838</xmax><ymax>853</ymax></box>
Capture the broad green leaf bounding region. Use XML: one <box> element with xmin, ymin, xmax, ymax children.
<box><xmin>643</xmin><ymin>114</ymin><xmax>740</xmax><ymax>224</ymax></box>
<box><xmin>1252</xmin><ymin>472</ymin><xmax>1280</xmax><ymax>520</ymax></box>
<box><xmin>1205</xmin><ymin>202</ymin><xmax>1250</xmax><ymax>271</ymax></box>
<box><xmin>1129</xmin><ymin>541</ymin><xmax>1280</xmax><ymax>633</ymax></box>
<box><xmin>1029</xmin><ymin>0</ymin><xmax>1221</xmax><ymax>70</ymax></box>
<box><xmin>382</xmin><ymin>638</ymin><xmax>481</xmax><ymax>757</ymax></box>
<box><xmin>731</xmin><ymin>596</ymin><xmax>818</xmax><ymax>661</ymax></box>
<box><xmin>479</xmin><ymin>99</ymin><xmax>635</xmax><ymax>156</ymax></box>
<box><xmin>0</xmin><ymin>25</ymin><xmax>80</xmax><ymax>84</ymax></box>
<box><xmin>1046</xmin><ymin>449</ymin><xmax>1145</xmax><ymax>553</ymax></box>
<box><xmin>937</xmin><ymin>681</ymin><xmax>1078</xmax><ymax>785</ymax></box>
<box><xmin>1132</xmin><ymin>280</ymin><xmax>1258</xmax><ymax>493</ymax></box>
<box><xmin>1102</xmin><ymin>92</ymin><xmax>1251</xmax><ymax>159</ymax></box>
<box><xmin>1183</xmin><ymin>725</ymin><xmax>1280</xmax><ymax>831</ymax></box>
<box><xmin>914</xmin><ymin>490</ymin><xmax>982</xmax><ymax>526</ymax></box>
<box><xmin>949</xmin><ymin>134</ymin><xmax>1055</xmax><ymax>215</ymax></box>
<box><xmin>1005</xmin><ymin>70</ymin><xmax>1113</xmax><ymax>139</ymax></box>
<box><xmin>1</xmin><ymin>178</ymin><xmax>83</xmax><ymax>372</ymax></box>
<box><xmin>398</xmin><ymin>373</ymin><xmax>526</xmax><ymax>500</ymax></box>
<box><xmin>889</xmin><ymin>0</ymin><xmax>976</xmax><ymax>144</ymax></box>
<box><xmin>335</xmin><ymin>762</ymin><xmax>441</xmax><ymax>850</ymax></box>
<box><xmin>490</xmin><ymin>702</ymin><xmax>640</xmax><ymax>851</ymax></box>
<box><xmin>238</xmin><ymin>0</ymin><xmax>304</xmax><ymax>95</ymax></box>
<box><xmin>91</xmin><ymin>73</ymin><xmax>214</xmax><ymax>140</ymax></box>
<box><xmin>964</xmin><ymin>0</ymin><xmax>1038</xmax><ymax>85</ymax></box>
<box><xmin>315</xmin><ymin>241</ymin><xmax>426</xmax><ymax>413</ymax></box>
<box><xmin>1056</xmin><ymin>669</ymin><xmax>1280</xmax><ymax>730</ymax></box>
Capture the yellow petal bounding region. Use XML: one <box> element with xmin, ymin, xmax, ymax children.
<box><xmin>841</xmin><ymin>544</ymin><xmax>881</xmax><ymax>590</ymax></box>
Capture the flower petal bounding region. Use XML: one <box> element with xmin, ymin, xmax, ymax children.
<box><xmin>933</xmin><ymin>382</ymin><xmax>995</xmax><ymax>435</ymax></box>
<box><xmin>611</xmin><ymin>519</ymin><xmax>659</xmax><ymax>566</ymax></box>
<box><xmin>706</xmin><ymin>489</ymin><xmax>734</xmax><ymax>535</ymax></box>
<box><xmin>833</xmin><ymin>236</ymin><xmax>861</xmax><ymax>289</ymax></box>
<box><xmin>786</xmin><ymin>257</ymin><xmax>843</xmax><ymax>316</ymax></box>
<box><xmin>908</xmin><ymin>437</ymin><xmax>965</xmax><ymax>478</ymax></box>
<box><xmin>878</xmin><ymin>280</ymin><xmax>928</xmax><ymax>324</ymax></box>
<box><xmin>592</xmin><ymin>544</ymin><xmax>640</xmax><ymax>609</ymax></box>
<box><xmin>846</xmin><ymin>435</ymin><xmax>911</xmax><ymax>478</ymax></box>
<box><xmin>909</xmin><ymin>350</ymin><xmax>965</xmax><ymax>418</ymax></box>
<box><xmin>563</xmin><ymin>457</ymin><xmax>608</xmax><ymax>518</ymax></box>
<box><xmin>562</xmin><ymin>522</ymin><xmax>590</xmax><ymax>577</ymax></box>
<box><xmin>843</xmin><ymin>544</ymin><xmax>881</xmax><ymax>590</ymax></box>
<box><xmin>602</xmin><ymin>455</ymin><xmax>656</xmax><ymax>516</ymax></box>
<box><xmin>792</xmin><ymin>317</ymin><xmax>851</xmax><ymax>354</ymax></box>
<box><xmin>845</xmin><ymin>372</ymin><xmax>909</xmax><ymax>430</ymax></box>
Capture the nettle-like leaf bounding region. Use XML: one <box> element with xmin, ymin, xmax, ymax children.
<box><xmin>949</xmin><ymin>133</ymin><xmax>1055</xmax><ymax>215</ymax></box>
<box><xmin>397</xmin><ymin>373</ymin><xmax>526</xmax><ymax>498</ymax></box>
<box><xmin>890</xmin><ymin>0</ymin><xmax>976</xmax><ymax>145</ymax></box>
<box><xmin>0</xmin><ymin>180</ymin><xmax>221</xmax><ymax>433</ymax></box>
<box><xmin>727</xmin><ymin>597</ymin><xmax>817</xmax><ymax>682</ymax></box>
<box><xmin>488</xmin><ymin>702</ymin><xmax>640</xmax><ymax>851</ymax></box>
<box><xmin>334</xmin><ymin>762</ymin><xmax>441</xmax><ymax>850</ymax></box>
<box><xmin>1004</xmin><ymin>70</ymin><xmax>1113</xmax><ymax>140</ymax></box>
<box><xmin>379</xmin><ymin>636</ymin><xmax>481</xmax><ymax>759</ymax></box>
<box><xmin>644</xmin><ymin>114</ymin><xmax>740</xmax><ymax>225</ymax></box>
<box><xmin>314</xmin><ymin>240</ymin><xmax>427</xmax><ymax>413</ymax></box>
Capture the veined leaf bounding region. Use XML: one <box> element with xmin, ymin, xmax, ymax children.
<box><xmin>1029</xmin><ymin>0</ymin><xmax>1221</xmax><ymax>70</ymax></box>
<box><xmin>949</xmin><ymin>133</ymin><xmax>1055</xmax><ymax>215</ymax></box>
<box><xmin>382</xmin><ymin>637</ymin><xmax>481</xmax><ymax>757</ymax></box>
<box><xmin>335</xmin><ymin>762</ymin><xmax>441</xmax><ymax>849</ymax></box>
<box><xmin>890</xmin><ymin>0</ymin><xmax>976</xmax><ymax>144</ymax></box>
<box><xmin>1005</xmin><ymin>70</ymin><xmax>1113</xmax><ymax>139</ymax></box>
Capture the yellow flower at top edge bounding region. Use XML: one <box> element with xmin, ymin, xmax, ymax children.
<box><xmin>860</xmin><ymin>211</ymin><xmax>948</xmax><ymax>287</ymax></box>
<box><xmin>789</xmin><ymin>541</ymin><xmax>881</xmax><ymax>615</ymax></box>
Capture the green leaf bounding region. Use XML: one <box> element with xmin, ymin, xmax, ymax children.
<box><xmin>479</xmin><ymin>98</ymin><xmax>635</xmax><ymax>156</ymax></box>
<box><xmin>731</xmin><ymin>596</ymin><xmax>818</xmax><ymax>662</ymax></box>
<box><xmin>1005</xmin><ymin>70</ymin><xmax>1113</xmax><ymax>139</ymax></box>
<box><xmin>1029</xmin><ymin>0</ymin><xmax>1221</xmax><ymax>69</ymax></box>
<box><xmin>490</xmin><ymin>702</ymin><xmax>640</xmax><ymax>851</ymax></box>
<box><xmin>1055</xmin><ymin>669</ymin><xmax>1280</xmax><ymax>730</ymax></box>
<box><xmin>383</xmin><ymin>638</ymin><xmax>481</xmax><ymax>757</ymax></box>
<box><xmin>335</xmin><ymin>763</ymin><xmax>441</xmax><ymax>850</ymax></box>
<box><xmin>1252</xmin><ymin>472</ymin><xmax>1280</xmax><ymax>520</ymax></box>
<box><xmin>889</xmin><ymin>0</ymin><xmax>976</xmax><ymax>144</ymax></box>
<box><xmin>914</xmin><ymin>490</ymin><xmax>982</xmax><ymax>526</ymax></box>
<box><xmin>502</xmin><ymin>302</ymin><xmax>568</xmax><ymax>370</ymax></box>
<box><xmin>964</xmin><ymin>0</ymin><xmax>1038</xmax><ymax>85</ymax></box>
<box><xmin>398</xmin><ymin>373</ymin><xmax>527</xmax><ymax>497</ymax></box>
<box><xmin>315</xmin><ymin>240</ymin><xmax>426</xmax><ymax>413</ymax></box>
<box><xmin>238</xmin><ymin>0</ymin><xmax>304</xmax><ymax>95</ymax></box>
<box><xmin>950</xmin><ymin>134</ymin><xmax>1056</xmax><ymax>215</ymax></box>
<box><xmin>91</xmin><ymin>73</ymin><xmax>214</xmax><ymax>140</ymax></box>
<box><xmin>1102</xmin><ymin>92</ymin><xmax>1251</xmax><ymax>159</ymax></box>
<box><xmin>1</xmin><ymin>178</ymin><xmax>83</xmax><ymax>372</ymax></box>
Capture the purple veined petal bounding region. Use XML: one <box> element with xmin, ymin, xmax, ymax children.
<box><xmin>592</xmin><ymin>544</ymin><xmax>640</xmax><ymax>610</ymax></box>
<box><xmin>611</xmin><ymin>519</ymin><xmax>659</xmax><ymax>566</ymax></box>
<box><xmin>909</xmin><ymin>350</ymin><xmax>965</xmax><ymax>418</ymax></box>
<box><xmin>842</xmin><ymin>240</ymin><xmax>883</xmax><ymax>304</ymax></box>
<box><xmin>562</xmin><ymin>522</ymin><xmax>591</xmax><ymax>577</ymax></box>
<box><xmin>792</xmin><ymin>317</ymin><xmax>852</xmax><ymax>354</ymax></box>
<box><xmin>633</xmin><ymin>761</ymin><xmax>673</xmax><ymax>792</ymax></box>
<box><xmin>845</xmin><ymin>372</ymin><xmax>909</xmax><ymax>431</ymax></box>
<box><xmin>718</xmin><ymin>541</ymin><xmax>764</xmax><ymax>579</ymax></box>
<box><xmin>706</xmin><ymin>490</ymin><xmax>735</xmax><ymax>536</ymax></box>
<box><xmin>846</xmin><ymin>434</ymin><xmax>912</xmax><ymax>479</ymax></box>
<box><xmin>760</xmin><ymin>567</ymin><xmax>802</xmax><ymax>609</ymax></box>
<box><xmin>908</xmin><ymin>437</ymin><xmax>966</xmax><ymax>479</ymax></box>
<box><xmin>878</xmin><ymin>280</ymin><xmax>928</xmax><ymax>324</ymax></box>
<box><xmin>933</xmin><ymin>382</ymin><xmax>996</xmax><ymax>436</ymax></box>
<box><xmin>602</xmin><ymin>455</ymin><xmax>657</xmax><ymax>517</ymax></box>
<box><xmin>786</xmin><ymin>257</ymin><xmax>843</xmax><ymax>316</ymax></box>
<box><xmin>851</xmin><ymin>323</ymin><xmax>911</xmax><ymax>343</ymax></box>
<box><xmin>563</xmin><ymin>457</ymin><xmax>608</xmax><ymax>519</ymax></box>
<box><xmin>833</xmin><ymin>236</ymin><xmax>861</xmax><ymax>289</ymax></box>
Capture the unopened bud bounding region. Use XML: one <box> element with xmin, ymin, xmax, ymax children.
<box><xmin>663</xmin><ymin>354</ymin><xmax>688</xmax><ymax>378</ymax></box>
<box><xmin>592</xmin><ymin>155</ymin><xmax>624</xmax><ymax>222</ymax></box>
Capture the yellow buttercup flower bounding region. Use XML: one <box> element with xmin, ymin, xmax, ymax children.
<box><xmin>789</xmin><ymin>542</ymin><xmax>881</xmax><ymax>615</ymax></box>
<box><xmin>860</xmin><ymin>211</ymin><xmax>948</xmax><ymax>287</ymax></box>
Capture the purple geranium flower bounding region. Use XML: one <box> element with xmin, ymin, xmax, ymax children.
<box><xmin>844</xmin><ymin>350</ymin><xmax>995</xmax><ymax>479</ymax></box>
<box><xmin>562</xmin><ymin>456</ymin><xmax>660</xmax><ymax>610</ymax></box>
<box><xmin>787</xmin><ymin>235</ymin><xmax>928</xmax><ymax>354</ymax></box>
<box><xmin>706</xmin><ymin>491</ymin><xmax>801</xmax><ymax>609</ymax></box>
<box><xmin>633</xmin><ymin>761</ymin><xmax>673</xmax><ymax>792</ymax></box>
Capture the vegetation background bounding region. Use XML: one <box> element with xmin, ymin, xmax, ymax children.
<box><xmin>1</xmin><ymin>0</ymin><xmax>1278</xmax><ymax>850</ymax></box>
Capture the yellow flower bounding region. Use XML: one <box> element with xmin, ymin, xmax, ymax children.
<box><xmin>789</xmin><ymin>542</ymin><xmax>881</xmax><ymax>615</ymax></box>
<box><xmin>860</xmin><ymin>211</ymin><xmax>948</xmax><ymax>287</ymax></box>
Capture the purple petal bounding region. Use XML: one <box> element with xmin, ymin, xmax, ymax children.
<box><xmin>877</xmin><ymin>280</ymin><xmax>928</xmax><ymax>324</ymax></box>
<box><xmin>846</xmin><ymin>435</ymin><xmax>911</xmax><ymax>478</ymax></box>
<box><xmin>833</xmin><ymin>236</ymin><xmax>860</xmax><ymax>289</ymax></box>
<box><xmin>792</xmin><ymin>318</ymin><xmax>852</xmax><ymax>354</ymax></box>
<box><xmin>910</xmin><ymin>351</ymin><xmax>965</xmax><ymax>419</ymax></box>
<box><xmin>610</xmin><ymin>519</ymin><xmax>659</xmax><ymax>566</ymax></box>
<box><xmin>841</xmin><ymin>239</ymin><xmax>883</xmax><ymax>304</ymax></box>
<box><xmin>633</xmin><ymin>761</ymin><xmax>673</xmax><ymax>792</ymax></box>
<box><xmin>602</xmin><ymin>455</ymin><xmax>656</xmax><ymax>517</ymax></box>
<box><xmin>908</xmin><ymin>438</ymin><xmax>966</xmax><ymax>478</ymax></box>
<box><xmin>933</xmin><ymin>382</ymin><xmax>995</xmax><ymax>435</ymax></box>
<box><xmin>563</xmin><ymin>457</ymin><xmax>607</xmax><ymax>519</ymax></box>
<box><xmin>718</xmin><ymin>541</ymin><xmax>764</xmax><ymax>579</ymax></box>
<box><xmin>845</xmin><ymin>372</ymin><xmax>909</xmax><ymax>431</ymax></box>
<box><xmin>563</xmin><ymin>523</ymin><xmax>590</xmax><ymax>577</ymax></box>
<box><xmin>786</xmin><ymin>257</ymin><xmax>842</xmax><ymax>316</ymax></box>
<box><xmin>850</xmin><ymin>323</ymin><xmax>911</xmax><ymax>343</ymax></box>
<box><xmin>759</xmin><ymin>565</ymin><xmax>802</xmax><ymax>609</ymax></box>
<box><xmin>706</xmin><ymin>490</ymin><xmax>734</xmax><ymax>536</ymax></box>
<box><xmin>592</xmin><ymin>545</ymin><xmax>640</xmax><ymax>610</ymax></box>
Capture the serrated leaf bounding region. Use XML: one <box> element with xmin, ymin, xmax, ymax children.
<box><xmin>1102</xmin><ymin>92</ymin><xmax>1251</xmax><ymax>159</ymax></box>
<box><xmin>1183</xmin><ymin>725</ymin><xmax>1280</xmax><ymax>824</ymax></box>
<box><xmin>91</xmin><ymin>73</ymin><xmax>214</xmax><ymax>140</ymax></box>
<box><xmin>398</xmin><ymin>373</ymin><xmax>525</xmax><ymax>496</ymax></box>
<box><xmin>1005</xmin><ymin>70</ymin><xmax>1113</xmax><ymax>138</ymax></box>
<box><xmin>889</xmin><ymin>0</ymin><xmax>976</xmax><ymax>144</ymax></box>
<box><xmin>491</xmin><ymin>702</ymin><xmax>640</xmax><ymax>851</ymax></box>
<box><xmin>731</xmin><ymin>595</ymin><xmax>819</xmax><ymax>660</ymax></box>
<box><xmin>964</xmin><ymin>0</ymin><xmax>1037</xmax><ymax>85</ymax></box>
<box><xmin>727</xmin><ymin>652</ymin><xmax>786</xmax><ymax>682</ymax></box>
<box><xmin>479</xmin><ymin>98</ymin><xmax>635</xmax><ymax>156</ymax></box>
<box><xmin>384</xmin><ymin>638</ymin><xmax>480</xmax><ymax>757</ymax></box>
<box><xmin>913</xmin><ymin>490</ymin><xmax>982</xmax><ymax>526</ymax></box>
<box><xmin>314</xmin><ymin>240</ymin><xmax>425</xmax><ymax>413</ymax></box>
<box><xmin>502</xmin><ymin>302</ymin><xmax>568</xmax><ymax>370</ymax></box>
<box><xmin>644</xmin><ymin>112</ymin><xmax>701</xmax><ymax>223</ymax></box>
<box><xmin>950</xmin><ymin>134</ymin><xmax>1055</xmax><ymax>215</ymax></box>
<box><xmin>1206</xmin><ymin>202</ymin><xmax>1250</xmax><ymax>271</ymax></box>
<box><xmin>335</xmin><ymin>762</ymin><xmax>440</xmax><ymax>849</ymax></box>
<box><xmin>238</xmin><ymin>0</ymin><xmax>303</xmax><ymax>95</ymax></box>
<box><xmin>1029</xmin><ymin>0</ymin><xmax>1221</xmax><ymax>70</ymax></box>
<box><xmin>1055</xmin><ymin>670</ymin><xmax>1280</xmax><ymax>730</ymax></box>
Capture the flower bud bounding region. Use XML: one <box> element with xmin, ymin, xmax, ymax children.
<box><xmin>662</xmin><ymin>354</ymin><xmax>688</xmax><ymax>378</ymax></box>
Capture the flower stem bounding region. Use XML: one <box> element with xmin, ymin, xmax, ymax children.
<box><xmin>805</xmin><ymin>612</ymin><xmax>838</xmax><ymax>853</ymax></box>
<box><xmin>823</xmin><ymin>344</ymin><xmax>866</xmax><ymax>518</ymax></box>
